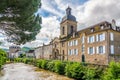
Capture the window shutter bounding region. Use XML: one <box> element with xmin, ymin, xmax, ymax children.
<box><xmin>72</xmin><ymin>41</ymin><xmax>74</xmax><ymax>46</ymax></box>
<box><xmin>110</xmin><ymin>32</ymin><xmax>114</xmax><ymax>41</ymax></box>
<box><xmin>83</xmin><ymin>36</ymin><xmax>85</xmax><ymax>43</ymax></box>
<box><xmin>103</xmin><ymin>33</ymin><xmax>105</xmax><ymax>41</ymax></box>
<box><xmin>96</xmin><ymin>34</ymin><xmax>98</xmax><ymax>42</ymax></box>
<box><xmin>96</xmin><ymin>46</ymin><xmax>99</xmax><ymax>54</ymax></box>
<box><xmin>88</xmin><ymin>47</ymin><xmax>89</xmax><ymax>54</ymax></box>
<box><xmin>87</xmin><ymin>37</ymin><xmax>89</xmax><ymax>43</ymax></box>
<box><xmin>103</xmin><ymin>46</ymin><xmax>105</xmax><ymax>54</ymax></box>
<box><xmin>76</xmin><ymin>40</ymin><xmax>78</xmax><ymax>45</ymax></box>
<box><xmin>71</xmin><ymin>41</ymin><xmax>73</xmax><ymax>46</ymax></box>
<box><xmin>72</xmin><ymin>49</ymin><xmax>73</xmax><ymax>55</ymax></box>
<box><xmin>77</xmin><ymin>49</ymin><xmax>78</xmax><ymax>55</ymax></box>
<box><xmin>93</xmin><ymin>36</ymin><xmax>95</xmax><ymax>42</ymax></box>
<box><xmin>93</xmin><ymin>47</ymin><xmax>95</xmax><ymax>54</ymax></box>
<box><xmin>68</xmin><ymin>49</ymin><xmax>69</xmax><ymax>55</ymax></box>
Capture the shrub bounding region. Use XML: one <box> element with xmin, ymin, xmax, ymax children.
<box><xmin>41</xmin><ymin>60</ymin><xmax>47</xmax><ymax>69</ymax></box>
<box><xmin>54</xmin><ymin>61</ymin><xmax>65</xmax><ymax>74</ymax></box>
<box><xmin>47</xmin><ymin>61</ymin><xmax>55</xmax><ymax>72</ymax></box>
<box><xmin>103</xmin><ymin>61</ymin><xmax>120</xmax><ymax>80</ymax></box>
<box><xmin>83</xmin><ymin>67</ymin><xmax>96</xmax><ymax>80</ymax></box>
<box><xmin>83</xmin><ymin>66</ymin><xmax>104</xmax><ymax>80</ymax></box>
<box><xmin>65</xmin><ymin>62</ymin><xmax>85</xmax><ymax>79</ymax></box>
<box><xmin>36</xmin><ymin>59</ymin><xmax>42</xmax><ymax>68</ymax></box>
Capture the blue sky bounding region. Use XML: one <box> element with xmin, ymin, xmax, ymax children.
<box><xmin>0</xmin><ymin>0</ymin><xmax>120</xmax><ymax>48</ymax></box>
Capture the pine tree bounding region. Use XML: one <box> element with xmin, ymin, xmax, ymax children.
<box><xmin>0</xmin><ymin>0</ymin><xmax>41</xmax><ymax>44</ymax></box>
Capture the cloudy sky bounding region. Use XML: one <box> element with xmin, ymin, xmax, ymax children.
<box><xmin>1</xmin><ymin>0</ymin><xmax>120</xmax><ymax>48</ymax></box>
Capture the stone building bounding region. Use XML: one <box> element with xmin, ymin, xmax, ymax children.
<box><xmin>26</xmin><ymin>50</ymin><xmax>35</xmax><ymax>58</ymax></box>
<box><xmin>9</xmin><ymin>46</ymin><xmax>21</xmax><ymax>58</ymax></box>
<box><xmin>35</xmin><ymin>43</ymin><xmax>52</xmax><ymax>59</ymax></box>
<box><xmin>54</xmin><ymin>7</ymin><xmax>120</xmax><ymax>65</ymax></box>
<box><xmin>36</xmin><ymin>7</ymin><xmax>120</xmax><ymax>65</ymax></box>
<box><xmin>50</xmin><ymin>37</ymin><xmax>61</xmax><ymax>59</ymax></box>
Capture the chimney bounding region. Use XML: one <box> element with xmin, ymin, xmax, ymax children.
<box><xmin>112</xmin><ymin>19</ymin><xmax>116</xmax><ymax>30</ymax></box>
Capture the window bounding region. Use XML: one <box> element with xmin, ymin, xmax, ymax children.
<box><xmin>97</xmin><ymin>46</ymin><xmax>105</xmax><ymax>54</ymax></box>
<box><xmin>68</xmin><ymin>41</ymin><xmax>71</xmax><ymax>46</ymax></box>
<box><xmin>62</xmin><ymin>42</ymin><xmax>64</xmax><ymax>47</ymax></box>
<box><xmin>88</xmin><ymin>36</ymin><xmax>94</xmax><ymax>43</ymax></box>
<box><xmin>68</xmin><ymin>49</ymin><xmax>72</xmax><ymax>55</ymax></box>
<box><xmin>88</xmin><ymin>47</ymin><xmax>94</xmax><ymax>54</ymax></box>
<box><xmin>110</xmin><ymin>32</ymin><xmax>114</xmax><ymax>41</ymax></box>
<box><xmin>74</xmin><ymin>40</ymin><xmax>78</xmax><ymax>46</ymax></box>
<box><xmin>74</xmin><ymin>49</ymin><xmax>78</xmax><ymax>55</ymax></box>
<box><xmin>96</xmin><ymin>33</ymin><xmax>105</xmax><ymax>42</ymax></box>
<box><xmin>99</xmin><ymin>46</ymin><xmax>103</xmax><ymax>53</ymax></box>
<box><xmin>111</xmin><ymin>45</ymin><xmax>114</xmax><ymax>54</ymax></box>
<box><xmin>68</xmin><ymin>42</ymin><xmax>70</xmax><ymax>46</ymax></box>
<box><xmin>62</xmin><ymin>27</ymin><xmax>65</xmax><ymax>35</ymax></box>
<box><xmin>81</xmin><ymin>36</ymin><xmax>85</xmax><ymax>43</ymax></box>
<box><xmin>81</xmin><ymin>45</ymin><xmax>85</xmax><ymax>53</ymax></box>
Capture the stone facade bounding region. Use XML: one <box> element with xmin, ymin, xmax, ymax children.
<box><xmin>26</xmin><ymin>50</ymin><xmax>35</xmax><ymax>58</ymax></box>
<box><xmin>9</xmin><ymin>46</ymin><xmax>21</xmax><ymax>58</ymax></box>
<box><xmin>35</xmin><ymin>7</ymin><xmax>120</xmax><ymax>65</ymax></box>
<box><xmin>35</xmin><ymin>43</ymin><xmax>52</xmax><ymax>60</ymax></box>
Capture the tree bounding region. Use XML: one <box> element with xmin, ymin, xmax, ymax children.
<box><xmin>0</xmin><ymin>0</ymin><xmax>41</xmax><ymax>44</ymax></box>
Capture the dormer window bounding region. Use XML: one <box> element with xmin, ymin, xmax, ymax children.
<box><xmin>100</xmin><ymin>25</ymin><xmax>104</xmax><ymax>29</ymax></box>
<box><xmin>90</xmin><ymin>28</ymin><xmax>94</xmax><ymax>32</ymax></box>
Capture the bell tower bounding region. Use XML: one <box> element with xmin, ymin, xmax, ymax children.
<box><xmin>60</xmin><ymin>7</ymin><xmax>77</xmax><ymax>38</ymax></box>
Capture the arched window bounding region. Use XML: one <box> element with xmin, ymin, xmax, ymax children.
<box><xmin>71</xmin><ymin>26</ymin><xmax>74</xmax><ymax>33</ymax></box>
<box><xmin>62</xmin><ymin>27</ymin><xmax>65</xmax><ymax>35</ymax></box>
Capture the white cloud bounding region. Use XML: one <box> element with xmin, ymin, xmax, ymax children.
<box><xmin>41</xmin><ymin>0</ymin><xmax>63</xmax><ymax>17</ymax></box>
<box><xmin>1</xmin><ymin>0</ymin><xmax>120</xmax><ymax>48</ymax></box>
<box><xmin>21</xmin><ymin>0</ymin><xmax>120</xmax><ymax>48</ymax></box>
<box><xmin>73</xmin><ymin>0</ymin><xmax>120</xmax><ymax>30</ymax></box>
<box><xmin>23</xmin><ymin>16</ymin><xmax>60</xmax><ymax>48</ymax></box>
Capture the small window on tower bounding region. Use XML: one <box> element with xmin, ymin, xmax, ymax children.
<box><xmin>62</xmin><ymin>27</ymin><xmax>65</xmax><ymax>35</ymax></box>
<box><xmin>71</xmin><ymin>26</ymin><xmax>74</xmax><ymax>33</ymax></box>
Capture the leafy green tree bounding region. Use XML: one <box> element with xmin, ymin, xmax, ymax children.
<box><xmin>0</xmin><ymin>0</ymin><xmax>41</xmax><ymax>44</ymax></box>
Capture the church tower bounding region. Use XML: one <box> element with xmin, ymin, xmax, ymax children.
<box><xmin>60</xmin><ymin>7</ymin><xmax>77</xmax><ymax>38</ymax></box>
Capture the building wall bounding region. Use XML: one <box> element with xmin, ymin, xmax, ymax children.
<box><xmin>43</xmin><ymin>44</ymin><xmax>52</xmax><ymax>60</ymax></box>
<box><xmin>35</xmin><ymin>44</ymin><xmax>52</xmax><ymax>59</ymax></box>
<box><xmin>67</xmin><ymin>38</ymin><xmax>80</xmax><ymax>62</ymax></box>
<box><xmin>108</xmin><ymin>30</ymin><xmax>120</xmax><ymax>62</ymax></box>
<box><xmin>9</xmin><ymin>46</ymin><xmax>21</xmax><ymax>58</ymax></box>
<box><xmin>51</xmin><ymin>37</ymin><xmax>61</xmax><ymax>59</ymax></box>
<box><xmin>35</xmin><ymin>47</ymin><xmax>42</xmax><ymax>59</ymax></box>
<box><xmin>85</xmin><ymin>31</ymin><xmax>108</xmax><ymax>65</ymax></box>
